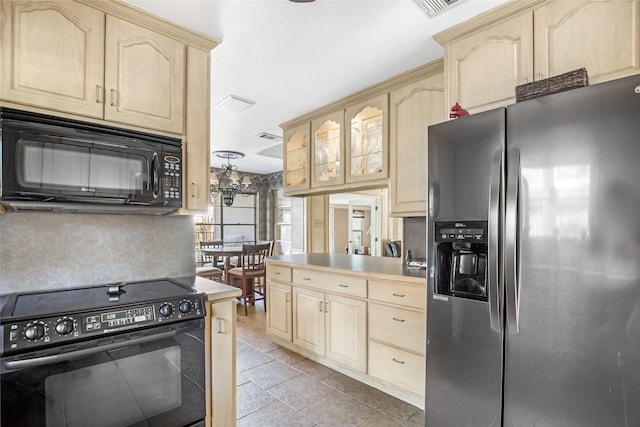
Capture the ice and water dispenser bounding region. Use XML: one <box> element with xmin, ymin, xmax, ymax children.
<box><xmin>434</xmin><ymin>221</ymin><xmax>488</xmax><ymax>301</ymax></box>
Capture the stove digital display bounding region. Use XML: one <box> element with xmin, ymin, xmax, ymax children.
<box><xmin>102</xmin><ymin>312</ymin><xmax>125</xmax><ymax>321</ymax></box>
<box><xmin>92</xmin><ymin>306</ymin><xmax>155</xmax><ymax>329</ymax></box>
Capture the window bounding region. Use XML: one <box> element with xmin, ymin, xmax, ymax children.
<box><xmin>274</xmin><ymin>189</ymin><xmax>305</xmax><ymax>255</ymax></box>
<box><xmin>195</xmin><ymin>193</ymin><xmax>257</xmax><ymax>246</ymax></box>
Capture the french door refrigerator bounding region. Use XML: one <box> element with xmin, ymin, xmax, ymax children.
<box><xmin>426</xmin><ymin>74</ymin><xmax>640</xmax><ymax>427</ymax></box>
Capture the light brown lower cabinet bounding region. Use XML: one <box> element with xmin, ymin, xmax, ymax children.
<box><xmin>368</xmin><ymin>340</ymin><xmax>425</xmax><ymax>397</ymax></box>
<box><xmin>293</xmin><ymin>287</ymin><xmax>368</xmax><ymax>373</ymax></box>
<box><xmin>266</xmin><ymin>262</ymin><xmax>427</xmax><ymax>409</ymax></box>
<box><xmin>206</xmin><ymin>298</ymin><xmax>237</xmax><ymax>427</ymax></box>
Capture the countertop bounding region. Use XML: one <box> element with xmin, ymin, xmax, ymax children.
<box><xmin>267</xmin><ymin>253</ymin><xmax>427</xmax><ymax>283</ymax></box>
<box><xmin>174</xmin><ymin>276</ymin><xmax>242</xmax><ymax>301</ymax></box>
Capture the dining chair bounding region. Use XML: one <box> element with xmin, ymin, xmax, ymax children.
<box><xmin>254</xmin><ymin>240</ymin><xmax>275</xmax><ymax>297</ymax></box>
<box><xmin>199</xmin><ymin>240</ymin><xmax>224</xmax><ymax>268</ymax></box>
<box><xmin>226</xmin><ymin>243</ymin><xmax>271</xmax><ymax>315</ymax></box>
<box><xmin>196</xmin><ymin>265</ymin><xmax>223</xmax><ymax>281</ymax></box>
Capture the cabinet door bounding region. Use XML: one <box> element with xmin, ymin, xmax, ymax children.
<box><xmin>208</xmin><ymin>299</ymin><xmax>237</xmax><ymax>426</ymax></box>
<box><xmin>445</xmin><ymin>12</ymin><xmax>533</xmax><ymax>113</ymax></box>
<box><xmin>369</xmin><ymin>340</ymin><xmax>425</xmax><ymax>397</ymax></box>
<box><xmin>534</xmin><ymin>0</ymin><xmax>640</xmax><ymax>84</ymax></box>
<box><xmin>325</xmin><ymin>293</ymin><xmax>367</xmax><ymax>373</ymax></box>
<box><xmin>0</xmin><ymin>0</ymin><xmax>105</xmax><ymax>118</ymax></box>
<box><xmin>389</xmin><ymin>73</ymin><xmax>445</xmax><ymax>216</ymax></box>
<box><xmin>311</xmin><ymin>110</ymin><xmax>344</xmax><ymax>188</ymax></box>
<box><xmin>283</xmin><ymin>122</ymin><xmax>311</xmax><ymax>194</ymax></box>
<box><xmin>182</xmin><ymin>46</ymin><xmax>210</xmax><ymax>213</ymax></box>
<box><xmin>267</xmin><ymin>281</ymin><xmax>292</xmax><ymax>341</ymax></box>
<box><xmin>369</xmin><ymin>302</ymin><xmax>426</xmax><ymax>355</ymax></box>
<box><xmin>105</xmin><ymin>16</ymin><xmax>185</xmax><ymax>134</ymax></box>
<box><xmin>292</xmin><ymin>287</ymin><xmax>325</xmax><ymax>355</ymax></box>
<box><xmin>345</xmin><ymin>94</ymin><xmax>389</xmax><ymax>184</ymax></box>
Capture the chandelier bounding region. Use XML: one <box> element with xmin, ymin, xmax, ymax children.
<box><xmin>209</xmin><ymin>151</ymin><xmax>252</xmax><ymax>207</ymax></box>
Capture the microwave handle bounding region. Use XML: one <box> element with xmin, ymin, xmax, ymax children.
<box><xmin>151</xmin><ymin>152</ymin><xmax>160</xmax><ymax>198</ymax></box>
<box><xmin>3</xmin><ymin>329</ymin><xmax>177</xmax><ymax>371</ymax></box>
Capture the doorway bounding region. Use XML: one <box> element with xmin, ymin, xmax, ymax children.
<box><xmin>329</xmin><ymin>191</ymin><xmax>383</xmax><ymax>256</ymax></box>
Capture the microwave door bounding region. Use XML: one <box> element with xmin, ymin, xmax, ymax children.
<box><xmin>16</xmin><ymin>136</ymin><xmax>155</xmax><ymax>204</ymax></box>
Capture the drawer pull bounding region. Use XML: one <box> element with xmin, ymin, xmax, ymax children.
<box><xmin>319</xmin><ymin>301</ymin><xmax>324</xmax><ymax>312</ymax></box>
<box><xmin>392</xmin><ymin>358</ymin><xmax>405</xmax><ymax>365</ymax></box>
<box><xmin>338</xmin><ymin>284</ymin><xmax>349</xmax><ymax>288</ymax></box>
<box><xmin>303</xmin><ymin>277</ymin><xmax>311</xmax><ymax>281</ymax></box>
<box><xmin>392</xmin><ymin>317</ymin><xmax>405</xmax><ymax>323</ymax></box>
<box><xmin>274</xmin><ymin>271</ymin><xmax>281</xmax><ymax>275</ymax></box>
<box><xmin>392</xmin><ymin>293</ymin><xmax>406</xmax><ymax>298</ymax></box>
<box><xmin>216</xmin><ymin>318</ymin><xmax>223</xmax><ymax>334</ymax></box>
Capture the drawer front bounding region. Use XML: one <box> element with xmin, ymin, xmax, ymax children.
<box><xmin>369</xmin><ymin>279</ymin><xmax>426</xmax><ymax>310</ymax></box>
<box><xmin>267</xmin><ymin>265</ymin><xmax>292</xmax><ymax>282</ymax></box>
<box><xmin>369</xmin><ymin>340</ymin><xmax>425</xmax><ymax>397</ymax></box>
<box><xmin>292</xmin><ymin>269</ymin><xmax>367</xmax><ymax>298</ymax></box>
<box><xmin>369</xmin><ymin>302</ymin><xmax>425</xmax><ymax>355</ymax></box>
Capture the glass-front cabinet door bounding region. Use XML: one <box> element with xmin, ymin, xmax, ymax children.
<box><xmin>345</xmin><ymin>94</ymin><xmax>388</xmax><ymax>183</ymax></box>
<box><xmin>283</xmin><ymin>122</ymin><xmax>311</xmax><ymax>194</ymax></box>
<box><xmin>311</xmin><ymin>110</ymin><xmax>344</xmax><ymax>188</ymax></box>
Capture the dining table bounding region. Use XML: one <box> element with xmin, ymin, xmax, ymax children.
<box><xmin>200</xmin><ymin>246</ymin><xmax>244</xmax><ymax>281</ymax></box>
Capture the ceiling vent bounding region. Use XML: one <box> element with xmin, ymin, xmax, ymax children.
<box><xmin>413</xmin><ymin>0</ymin><xmax>466</xmax><ymax>17</ymax></box>
<box><xmin>257</xmin><ymin>132</ymin><xmax>283</xmax><ymax>142</ymax></box>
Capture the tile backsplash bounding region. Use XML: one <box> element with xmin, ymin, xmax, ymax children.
<box><xmin>0</xmin><ymin>213</ymin><xmax>195</xmax><ymax>294</ymax></box>
<box><xmin>403</xmin><ymin>216</ymin><xmax>426</xmax><ymax>260</ymax></box>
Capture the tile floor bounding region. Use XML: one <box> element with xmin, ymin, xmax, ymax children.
<box><xmin>235</xmin><ymin>299</ymin><xmax>425</xmax><ymax>426</ymax></box>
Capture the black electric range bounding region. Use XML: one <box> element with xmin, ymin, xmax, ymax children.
<box><xmin>0</xmin><ymin>278</ymin><xmax>205</xmax><ymax>356</ymax></box>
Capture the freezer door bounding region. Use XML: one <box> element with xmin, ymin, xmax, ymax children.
<box><xmin>426</xmin><ymin>108</ymin><xmax>505</xmax><ymax>426</ymax></box>
<box><xmin>504</xmin><ymin>74</ymin><xmax>640</xmax><ymax>427</ymax></box>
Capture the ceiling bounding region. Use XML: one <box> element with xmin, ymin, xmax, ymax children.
<box><xmin>124</xmin><ymin>0</ymin><xmax>508</xmax><ymax>175</ymax></box>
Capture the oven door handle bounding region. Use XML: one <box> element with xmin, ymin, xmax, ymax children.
<box><xmin>3</xmin><ymin>329</ymin><xmax>177</xmax><ymax>371</ymax></box>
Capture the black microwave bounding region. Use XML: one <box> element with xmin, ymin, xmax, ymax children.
<box><xmin>0</xmin><ymin>108</ymin><xmax>182</xmax><ymax>214</ymax></box>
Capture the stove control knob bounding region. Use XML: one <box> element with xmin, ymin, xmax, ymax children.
<box><xmin>179</xmin><ymin>300</ymin><xmax>193</xmax><ymax>314</ymax></box>
<box><xmin>24</xmin><ymin>322</ymin><xmax>45</xmax><ymax>340</ymax></box>
<box><xmin>159</xmin><ymin>303</ymin><xmax>173</xmax><ymax>317</ymax></box>
<box><xmin>55</xmin><ymin>318</ymin><xmax>75</xmax><ymax>335</ymax></box>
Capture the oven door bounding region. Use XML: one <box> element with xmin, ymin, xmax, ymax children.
<box><xmin>1</xmin><ymin>319</ymin><xmax>205</xmax><ymax>427</ymax></box>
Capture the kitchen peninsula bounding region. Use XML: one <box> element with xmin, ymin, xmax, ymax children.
<box><xmin>265</xmin><ymin>254</ymin><xmax>426</xmax><ymax>408</ymax></box>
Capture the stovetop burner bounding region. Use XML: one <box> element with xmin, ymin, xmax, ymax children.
<box><xmin>1</xmin><ymin>279</ymin><xmax>196</xmax><ymax>321</ymax></box>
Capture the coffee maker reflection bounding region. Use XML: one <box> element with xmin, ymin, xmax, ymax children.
<box><xmin>434</xmin><ymin>221</ymin><xmax>488</xmax><ymax>302</ymax></box>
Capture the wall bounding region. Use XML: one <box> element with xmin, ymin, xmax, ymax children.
<box><xmin>0</xmin><ymin>212</ymin><xmax>195</xmax><ymax>293</ymax></box>
<box><xmin>332</xmin><ymin>208</ymin><xmax>349</xmax><ymax>253</ymax></box>
<box><xmin>403</xmin><ymin>216</ymin><xmax>426</xmax><ymax>261</ymax></box>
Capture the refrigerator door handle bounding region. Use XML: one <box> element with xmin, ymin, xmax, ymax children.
<box><xmin>488</xmin><ymin>148</ymin><xmax>503</xmax><ymax>333</ymax></box>
<box><xmin>505</xmin><ymin>147</ymin><xmax>521</xmax><ymax>334</ymax></box>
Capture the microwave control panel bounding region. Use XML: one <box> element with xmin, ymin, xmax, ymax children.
<box><xmin>162</xmin><ymin>154</ymin><xmax>182</xmax><ymax>205</ymax></box>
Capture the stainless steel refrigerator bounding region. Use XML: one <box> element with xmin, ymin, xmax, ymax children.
<box><xmin>426</xmin><ymin>74</ymin><xmax>640</xmax><ymax>427</ymax></box>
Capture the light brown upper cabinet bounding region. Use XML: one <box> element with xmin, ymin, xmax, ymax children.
<box><xmin>104</xmin><ymin>16</ymin><xmax>185</xmax><ymax>134</ymax></box>
<box><xmin>438</xmin><ymin>11</ymin><xmax>534</xmax><ymax>114</ymax></box>
<box><xmin>436</xmin><ymin>0</ymin><xmax>640</xmax><ymax>114</ymax></box>
<box><xmin>1</xmin><ymin>0</ymin><xmax>186</xmax><ymax>135</ymax></box>
<box><xmin>311</xmin><ymin>111</ymin><xmax>344</xmax><ymax>189</ymax></box>
<box><xmin>533</xmin><ymin>0</ymin><xmax>640</xmax><ymax>85</ymax></box>
<box><xmin>345</xmin><ymin>94</ymin><xmax>389</xmax><ymax>184</ymax></box>
<box><xmin>0</xmin><ymin>0</ymin><xmax>106</xmax><ymax>118</ymax></box>
<box><xmin>283</xmin><ymin>122</ymin><xmax>311</xmax><ymax>193</ymax></box>
<box><xmin>389</xmin><ymin>71</ymin><xmax>445</xmax><ymax>217</ymax></box>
